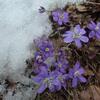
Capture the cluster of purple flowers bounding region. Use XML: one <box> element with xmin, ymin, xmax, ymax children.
<box><xmin>33</xmin><ymin>8</ymin><xmax>100</xmax><ymax>94</ymax></box>
<box><xmin>32</xmin><ymin>38</ymin><xmax>86</xmax><ymax>94</ymax></box>
<box><xmin>52</xmin><ymin>9</ymin><xmax>100</xmax><ymax>48</ymax></box>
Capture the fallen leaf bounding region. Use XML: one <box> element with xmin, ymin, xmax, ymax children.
<box><xmin>89</xmin><ymin>85</ymin><xmax>100</xmax><ymax>100</ymax></box>
<box><xmin>79</xmin><ymin>90</ymin><xmax>91</xmax><ymax>100</ymax></box>
<box><xmin>76</xmin><ymin>5</ymin><xmax>87</xmax><ymax>12</ymax></box>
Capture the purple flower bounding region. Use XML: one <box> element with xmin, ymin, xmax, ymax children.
<box><xmin>63</xmin><ymin>25</ymin><xmax>89</xmax><ymax>48</ymax></box>
<box><xmin>33</xmin><ymin>71</ymin><xmax>57</xmax><ymax>93</ymax></box>
<box><xmin>55</xmin><ymin>59</ymin><xmax>68</xmax><ymax>73</ymax></box>
<box><xmin>33</xmin><ymin>70</ymin><xmax>69</xmax><ymax>93</ymax></box>
<box><xmin>34</xmin><ymin>36</ymin><xmax>54</xmax><ymax>58</ymax></box>
<box><xmin>88</xmin><ymin>21</ymin><xmax>100</xmax><ymax>39</ymax></box>
<box><xmin>52</xmin><ymin>9</ymin><xmax>69</xmax><ymax>25</ymax></box>
<box><xmin>38</xmin><ymin>40</ymin><xmax>54</xmax><ymax>58</ymax></box>
<box><xmin>68</xmin><ymin>61</ymin><xmax>87</xmax><ymax>88</ymax></box>
<box><xmin>53</xmin><ymin>71</ymin><xmax>68</xmax><ymax>90</ymax></box>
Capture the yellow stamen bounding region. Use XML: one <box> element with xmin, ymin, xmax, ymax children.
<box><xmin>45</xmin><ymin>48</ymin><xmax>49</xmax><ymax>52</ymax></box>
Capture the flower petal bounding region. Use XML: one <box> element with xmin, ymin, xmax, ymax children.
<box><xmin>63</xmin><ymin>12</ymin><xmax>69</xmax><ymax>23</ymax></box>
<box><xmin>78</xmin><ymin>68</ymin><xmax>85</xmax><ymax>74</ymax></box>
<box><xmin>88</xmin><ymin>21</ymin><xmax>96</xmax><ymax>30</ymax></box>
<box><xmin>39</xmin><ymin>71</ymin><xmax>48</xmax><ymax>78</ymax></box>
<box><xmin>75</xmin><ymin>39</ymin><xmax>82</xmax><ymax>48</ymax></box>
<box><xmin>40</xmin><ymin>66</ymin><xmax>48</xmax><ymax>73</ymax></box>
<box><xmin>38</xmin><ymin>83</ymin><xmax>47</xmax><ymax>94</ymax></box>
<box><xmin>63</xmin><ymin>12</ymin><xmax>68</xmax><ymax>17</ymax></box>
<box><xmin>60</xmin><ymin>68</ymin><xmax>66</xmax><ymax>73</ymax></box>
<box><xmin>96</xmin><ymin>32</ymin><xmax>100</xmax><ymax>39</ymax></box>
<box><xmin>64</xmin><ymin>36</ymin><xmax>73</xmax><ymax>43</ymax></box>
<box><xmin>80</xmin><ymin>29</ymin><xmax>86</xmax><ymax>35</ymax></box>
<box><xmin>74</xmin><ymin>25</ymin><xmax>81</xmax><ymax>33</ymax></box>
<box><xmin>72</xmin><ymin>78</ymin><xmax>78</xmax><ymax>87</ymax></box>
<box><xmin>89</xmin><ymin>31</ymin><xmax>95</xmax><ymax>38</ymax></box>
<box><xmin>80</xmin><ymin>36</ymin><xmax>89</xmax><ymax>43</ymax></box>
<box><xmin>78</xmin><ymin>76</ymin><xmax>87</xmax><ymax>83</ymax></box>
<box><xmin>63</xmin><ymin>17</ymin><xmax>68</xmax><ymax>23</ymax></box>
<box><xmin>58</xmin><ymin>19</ymin><xmax>63</xmax><ymax>25</ymax></box>
<box><xmin>69</xmin><ymin>69</ymin><xmax>74</xmax><ymax>78</ymax></box>
<box><xmin>63</xmin><ymin>74</ymin><xmax>69</xmax><ymax>80</ymax></box>
<box><xmin>56</xmin><ymin>84</ymin><xmax>61</xmax><ymax>90</ymax></box>
<box><xmin>53</xmin><ymin>16</ymin><xmax>58</xmax><ymax>21</ymax></box>
<box><xmin>32</xmin><ymin>76</ymin><xmax>43</xmax><ymax>83</ymax></box>
<box><xmin>52</xmin><ymin>11</ymin><xmax>58</xmax><ymax>16</ymax></box>
<box><xmin>97</xmin><ymin>22</ymin><xmax>100</xmax><ymax>27</ymax></box>
<box><xmin>74</xmin><ymin>61</ymin><xmax>80</xmax><ymax>71</ymax></box>
<box><xmin>54</xmin><ymin>78</ymin><xmax>60</xmax><ymax>86</ymax></box>
<box><xmin>63</xmin><ymin>31</ymin><xmax>73</xmax><ymax>37</ymax></box>
<box><xmin>49</xmin><ymin>84</ymin><xmax>55</xmax><ymax>92</ymax></box>
<box><xmin>54</xmin><ymin>79</ymin><xmax>61</xmax><ymax>90</ymax></box>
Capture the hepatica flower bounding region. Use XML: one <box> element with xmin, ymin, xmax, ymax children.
<box><xmin>88</xmin><ymin>21</ymin><xmax>100</xmax><ymax>39</ymax></box>
<box><xmin>54</xmin><ymin>71</ymin><xmax>68</xmax><ymax>90</ymax></box>
<box><xmin>55</xmin><ymin>59</ymin><xmax>68</xmax><ymax>73</ymax></box>
<box><xmin>33</xmin><ymin>71</ymin><xmax>57</xmax><ymax>93</ymax></box>
<box><xmin>63</xmin><ymin>25</ymin><xmax>89</xmax><ymax>48</ymax></box>
<box><xmin>38</xmin><ymin>40</ymin><xmax>54</xmax><ymax>58</ymax></box>
<box><xmin>69</xmin><ymin>61</ymin><xmax>86</xmax><ymax>88</ymax></box>
<box><xmin>52</xmin><ymin>9</ymin><xmax>69</xmax><ymax>25</ymax></box>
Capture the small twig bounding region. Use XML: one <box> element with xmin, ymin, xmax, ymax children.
<box><xmin>65</xmin><ymin>89</ymin><xmax>73</xmax><ymax>97</ymax></box>
<box><xmin>86</xmin><ymin>1</ymin><xmax>100</xmax><ymax>5</ymax></box>
<box><xmin>46</xmin><ymin>92</ymin><xmax>54</xmax><ymax>100</ymax></box>
<box><xmin>61</xmin><ymin>90</ymin><xmax>68</xmax><ymax>99</ymax></box>
<box><xmin>74</xmin><ymin>50</ymin><xmax>80</xmax><ymax>57</ymax></box>
<box><xmin>94</xmin><ymin>86</ymin><xmax>100</xmax><ymax>96</ymax></box>
<box><xmin>88</xmin><ymin>63</ymin><xmax>96</xmax><ymax>74</ymax></box>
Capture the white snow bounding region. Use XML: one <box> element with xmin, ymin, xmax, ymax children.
<box><xmin>0</xmin><ymin>0</ymin><xmax>85</xmax><ymax>99</ymax></box>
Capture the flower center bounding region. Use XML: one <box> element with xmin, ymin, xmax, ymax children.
<box><xmin>58</xmin><ymin>64</ymin><xmax>62</xmax><ymax>68</ymax></box>
<box><xmin>43</xmin><ymin>78</ymin><xmax>49</xmax><ymax>83</ymax></box>
<box><xmin>74</xmin><ymin>71</ymin><xmax>80</xmax><ymax>76</ymax></box>
<box><xmin>59</xmin><ymin>14</ymin><xmax>64</xmax><ymax>19</ymax></box>
<box><xmin>58</xmin><ymin>75</ymin><xmax>64</xmax><ymax>83</ymax></box>
<box><xmin>45</xmin><ymin>48</ymin><xmax>49</xmax><ymax>52</ymax></box>
<box><xmin>72</xmin><ymin>33</ymin><xmax>81</xmax><ymax>39</ymax></box>
<box><xmin>95</xmin><ymin>26</ymin><xmax>99</xmax><ymax>30</ymax></box>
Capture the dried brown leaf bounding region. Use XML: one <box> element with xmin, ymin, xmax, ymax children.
<box><xmin>79</xmin><ymin>90</ymin><xmax>91</xmax><ymax>100</ymax></box>
<box><xmin>89</xmin><ymin>85</ymin><xmax>100</xmax><ymax>100</ymax></box>
<box><xmin>85</xmin><ymin>69</ymin><xmax>94</xmax><ymax>76</ymax></box>
<box><xmin>76</xmin><ymin>5</ymin><xmax>87</xmax><ymax>12</ymax></box>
